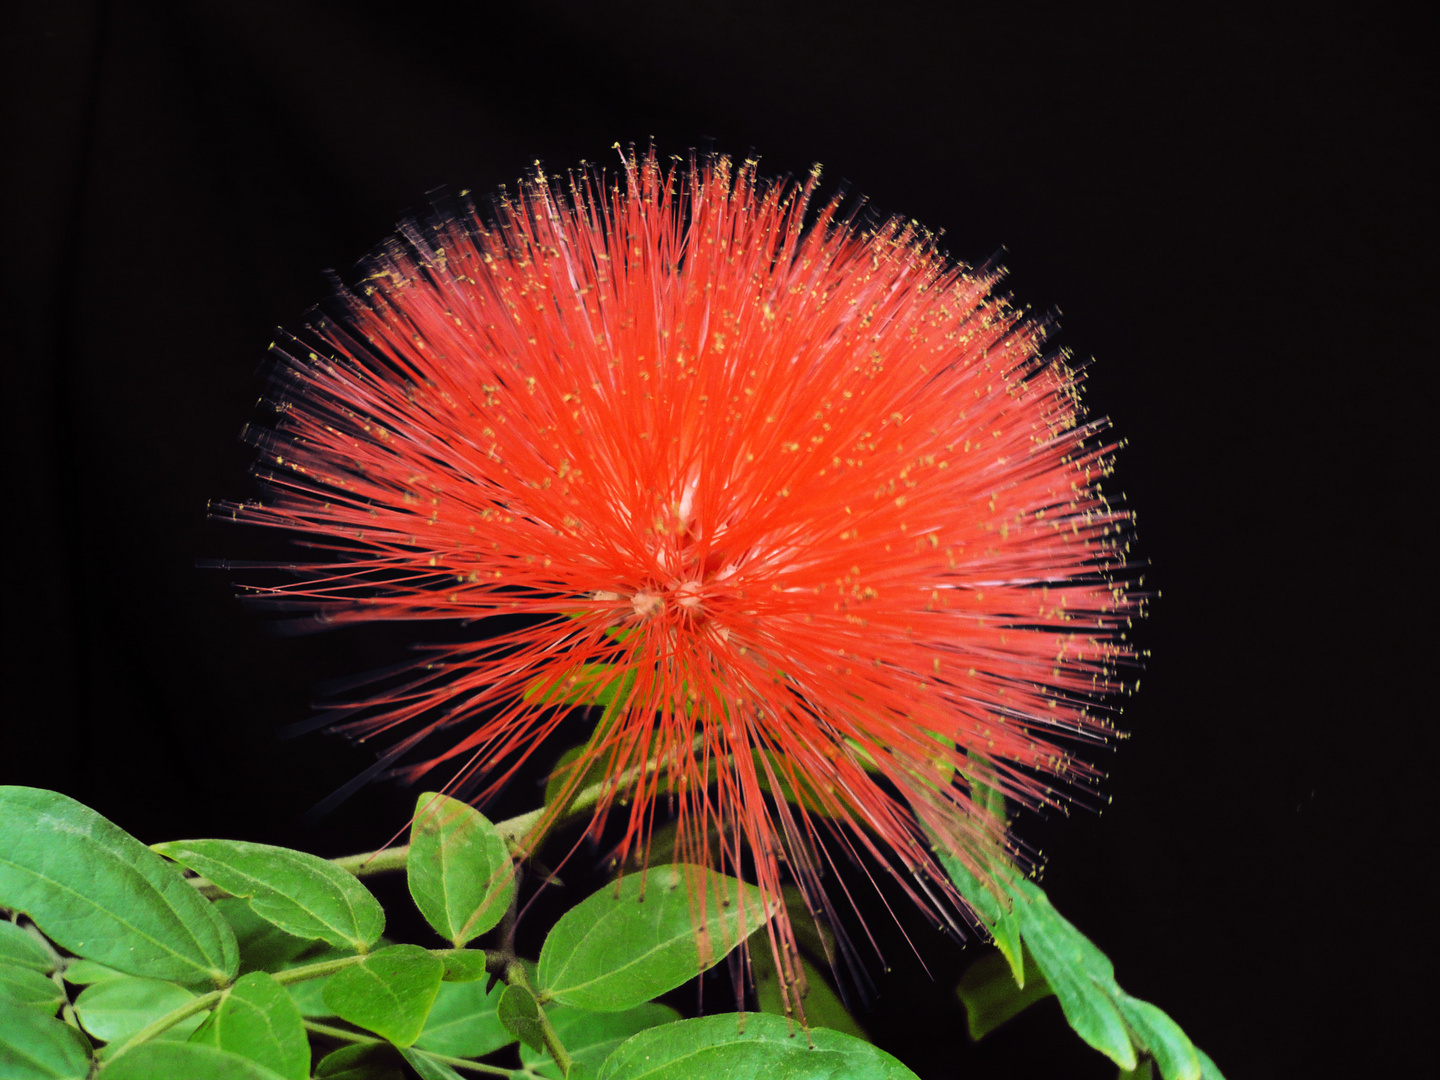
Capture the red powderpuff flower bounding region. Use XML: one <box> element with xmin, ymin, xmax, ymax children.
<box><xmin>221</xmin><ymin>148</ymin><xmax>1136</xmax><ymax>1001</ymax></box>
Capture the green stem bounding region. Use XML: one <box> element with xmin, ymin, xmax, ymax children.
<box><xmin>269</xmin><ymin>952</ymin><xmax>369</xmax><ymax>985</ymax></box>
<box><xmin>303</xmin><ymin>1021</ymin><xmax>521</xmax><ymax>1077</ymax></box>
<box><xmin>413</xmin><ymin>1050</ymin><xmax>525</xmax><ymax>1077</ymax></box>
<box><xmin>302</xmin><ymin>1019</ymin><xmax>380</xmax><ymax>1045</ymax></box>
<box><xmin>104</xmin><ymin>956</ymin><xmax>362</xmax><ymax>1064</ymax></box>
<box><xmin>338</xmin><ymin>737</ymin><xmax>693</xmax><ymax>881</ymax></box>
<box><xmin>101</xmin><ymin>989</ymin><xmax>225</xmax><ymax>1066</ymax></box>
<box><xmin>100</xmin><ymin>949</ymin><xmax>474</xmax><ymax>1065</ymax></box>
<box><xmin>182</xmin><ymin>740</ymin><xmax>688</xmax><ymax>897</ymax></box>
<box><xmin>504</xmin><ymin>960</ymin><xmax>572</xmax><ymax>1076</ymax></box>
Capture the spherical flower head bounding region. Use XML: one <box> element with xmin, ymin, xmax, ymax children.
<box><xmin>223</xmin><ymin>148</ymin><xmax>1138</xmax><ymax>1001</ymax></box>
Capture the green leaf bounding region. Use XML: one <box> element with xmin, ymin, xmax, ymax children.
<box><xmin>932</xmin><ymin>848</ymin><xmax>1023</xmax><ymax>986</ymax></box>
<box><xmin>435</xmin><ymin>949</ymin><xmax>489</xmax><ymax>983</ymax></box>
<box><xmin>399</xmin><ymin>1048</ymin><xmax>468</xmax><ymax>1080</ymax></box>
<box><xmin>1009</xmin><ymin>878</ymin><xmax>1120</xmax><ymax>986</ymax></box>
<box><xmin>412</xmin><ymin>975</ymin><xmax>512</xmax><ymax>1058</ymax></box>
<box><xmin>280</xmin><ymin>975</ymin><xmax>331</xmax><ymax>1018</ymax></box>
<box><xmin>1014</xmin><ymin>936</ymin><xmax>1131</xmax><ymax>1068</ymax></box>
<box><xmin>1195</xmin><ymin>1047</ymin><xmax>1227</xmax><ymax>1080</ymax></box>
<box><xmin>544</xmin><ymin>745</ymin><xmax>608</xmax><ymax>809</ymax></box>
<box><xmin>277</xmin><ymin>945</ymin><xmax>349</xmax><ymax>1018</ymax></box>
<box><xmin>153</xmin><ymin>840</ymin><xmax>384</xmax><ymax>954</ymax></box>
<box><xmin>955</xmin><ymin>947</ymin><xmax>1055</xmax><ymax>1040</ymax></box>
<box><xmin>526</xmin><ymin>664</ymin><xmax>629</xmax><ymax>709</ymax></box>
<box><xmin>595</xmin><ymin>1012</ymin><xmax>920</xmax><ymax>1080</ymax></box>
<box><xmin>60</xmin><ymin>960</ymin><xmax>123</xmax><ymax>986</ymax></box>
<box><xmin>73</xmin><ymin>974</ymin><xmax>208</xmax><ymax>1047</ymax></box>
<box><xmin>189</xmin><ymin>971</ymin><xmax>309</xmax><ymax>1080</ymax></box>
<box><xmin>0</xmin><ymin>963</ymin><xmax>66</xmax><ymax>1014</ymax></box>
<box><xmin>101</xmin><ymin>1040</ymin><xmax>291</xmax><ymax>1080</ymax></box>
<box><xmin>406</xmin><ymin>793</ymin><xmax>515</xmax><ymax>947</ymax></box>
<box><xmin>938</xmin><ymin>852</ymin><xmax>1215</xmax><ymax>1076</ymax></box>
<box><xmin>214</xmin><ymin>899</ymin><xmax>318</xmax><ymax>974</ymax></box>
<box><xmin>314</xmin><ymin>1043</ymin><xmax>406</xmax><ymax>1080</ymax></box>
<box><xmin>520</xmin><ymin>1002</ymin><xmax>681</xmax><ymax>1078</ymax></box>
<box><xmin>1007</xmin><ymin>879</ymin><xmax>1134</xmax><ymax>1070</ymax></box>
<box><xmin>774</xmin><ymin>887</ymin><xmax>836</xmax><ymax>968</ymax></box>
<box><xmin>321</xmin><ymin>944</ymin><xmax>443</xmax><ymax>1047</ymax></box>
<box><xmin>0</xmin><ymin>1005</ymin><xmax>92</xmax><ymax>1080</ymax></box>
<box><xmin>751</xmin><ymin>949</ymin><xmax>867</xmax><ymax>1041</ymax></box>
<box><xmin>1115</xmin><ymin>996</ymin><xmax>1201</xmax><ymax>1080</ymax></box>
<box><xmin>538</xmin><ymin>864</ymin><xmax>769</xmax><ymax>1011</ymax></box>
<box><xmin>0</xmin><ymin>922</ymin><xmax>54</xmax><ymax>973</ymax></box>
<box><xmin>0</xmin><ymin>787</ymin><xmax>238</xmax><ymax>987</ymax></box>
<box><xmin>496</xmin><ymin>982</ymin><xmax>545</xmax><ymax>1053</ymax></box>
<box><xmin>987</xmin><ymin>901</ymin><xmax>1024</xmax><ymax>984</ymax></box>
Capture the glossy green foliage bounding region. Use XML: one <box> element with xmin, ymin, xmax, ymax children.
<box><xmin>277</xmin><ymin>944</ymin><xmax>351</xmax><ymax>1018</ymax></box>
<box><xmin>412</xmin><ymin>974</ymin><xmax>512</xmax><ymax>1058</ymax></box>
<box><xmin>435</xmin><ymin>948</ymin><xmax>489</xmax><ymax>983</ymax></box>
<box><xmin>321</xmin><ymin>944</ymin><xmax>443</xmax><ymax>1047</ymax></box>
<box><xmin>1196</xmin><ymin>1048</ymin><xmax>1226</xmax><ymax>1080</ymax></box>
<box><xmin>103</xmin><ymin>1040</ymin><xmax>291</xmax><ymax>1079</ymax></box>
<box><xmin>154</xmin><ymin>839</ymin><xmax>385</xmax><ymax>954</ymax></box>
<box><xmin>942</xmin><ymin>853</ymin><xmax>1219</xmax><ymax>1080</ymax></box>
<box><xmin>595</xmin><ymin>1013</ymin><xmax>920</xmax><ymax>1080</ymax></box>
<box><xmin>216</xmin><ymin>898</ymin><xmax>319</xmax><ymax>975</ymax></box>
<box><xmin>0</xmin><ymin>922</ymin><xmax>54</xmax><ymax>973</ymax></box>
<box><xmin>190</xmin><ymin>971</ymin><xmax>310</xmax><ymax>1080</ymax></box>
<box><xmin>955</xmin><ymin>946</ymin><xmax>1054</xmax><ymax>1040</ymax></box>
<box><xmin>544</xmin><ymin>744</ymin><xmax>611</xmax><ymax>809</ymax></box>
<box><xmin>59</xmin><ymin>960</ymin><xmax>122</xmax><ymax>986</ymax></box>
<box><xmin>314</xmin><ymin>1043</ymin><xmax>407</xmax><ymax>1080</ymax></box>
<box><xmin>0</xmin><ymin>963</ymin><xmax>66</xmax><ymax>1014</ymax></box>
<box><xmin>406</xmin><ymin>793</ymin><xmax>515</xmax><ymax>947</ymax></box>
<box><xmin>0</xmin><ymin>787</ymin><xmax>237</xmax><ymax>987</ymax></box>
<box><xmin>496</xmin><ymin>982</ymin><xmax>546</xmax><ymax>1052</ymax></box>
<box><xmin>520</xmin><ymin>1002</ymin><xmax>680</xmax><ymax>1078</ymax></box>
<box><xmin>399</xmin><ymin>1048</ymin><xmax>470</xmax><ymax>1079</ymax></box>
<box><xmin>0</xmin><ymin>784</ymin><xmax>1218</xmax><ymax>1080</ymax></box>
<box><xmin>937</xmin><ymin>850</ymin><xmax>1024</xmax><ymax>985</ymax></box>
<box><xmin>526</xmin><ymin>663</ymin><xmax>632</xmax><ymax>708</ymax></box>
<box><xmin>0</xmin><ymin>1006</ymin><xmax>92</xmax><ymax>1080</ymax></box>
<box><xmin>750</xmin><ymin>947</ymin><xmax>867</xmax><ymax>1040</ymax></box>
<box><xmin>73</xmin><ymin>974</ymin><xmax>208</xmax><ymax>1047</ymax></box>
<box><xmin>538</xmin><ymin>864</ymin><xmax>767</xmax><ymax>1011</ymax></box>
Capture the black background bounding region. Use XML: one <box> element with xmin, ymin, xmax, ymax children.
<box><xmin>3</xmin><ymin>2</ymin><xmax>1429</xmax><ymax>1077</ymax></box>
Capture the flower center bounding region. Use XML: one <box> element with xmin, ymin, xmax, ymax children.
<box><xmin>630</xmin><ymin>577</ymin><xmax>707</xmax><ymax>621</ymax></box>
